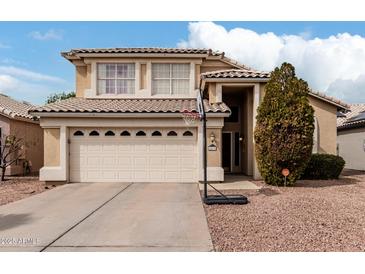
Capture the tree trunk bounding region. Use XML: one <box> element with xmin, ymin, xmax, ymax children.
<box><xmin>1</xmin><ymin>167</ymin><xmax>5</xmax><ymax>181</ymax></box>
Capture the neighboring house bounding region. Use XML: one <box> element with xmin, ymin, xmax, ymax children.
<box><xmin>0</xmin><ymin>93</ymin><xmax>43</xmax><ymax>175</ymax></box>
<box><xmin>29</xmin><ymin>48</ymin><xmax>348</xmax><ymax>184</ymax></box>
<box><xmin>337</xmin><ymin>104</ymin><xmax>365</xmax><ymax>171</ymax></box>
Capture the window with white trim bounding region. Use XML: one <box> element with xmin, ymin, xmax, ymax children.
<box><xmin>97</xmin><ymin>63</ymin><xmax>135</xmax><ymax>95</ymax></box>
<box><xmin>152</xmin><ymin>63</ymin><xmax>190</xmax><ymax>95</ymax></box>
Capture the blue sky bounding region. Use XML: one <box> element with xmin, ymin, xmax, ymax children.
<box><xmin>1</xmin><ymin>21</ymin><xmax>365</xmax><ymax>104</ymax></box>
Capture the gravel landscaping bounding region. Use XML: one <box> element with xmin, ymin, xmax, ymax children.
<box><xmin>0</xmin><ymin>176</ymin><xmax>55</xmax><ymax>206</ymax></box>
<box><xmin>203</xmin><ymin>170</ymin><xmax>365</xmax><ymax>252</ymax></box>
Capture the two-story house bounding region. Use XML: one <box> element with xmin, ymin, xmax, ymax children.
<box><xmin>30</xmin><ymin>48</ymin><xmax>349</xmax><ymax>184</ymax></box>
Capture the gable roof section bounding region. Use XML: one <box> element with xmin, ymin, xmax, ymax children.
<box><xmin>62</xmin><ymin>48</ymin><xmax>220</xmax><ymax>56</ymax></box>
<box><xmin>337</xmin><ymin>104</ymin><xmax>365</xmax><ymax>130</ymax></box>
<box><xmin>201</xmin><ymin>68</ymin><xmax>271</xmax><ymax>79</ymax></box>
<box><xmin>0</xmin><ymin>93</ymin><xmax>37</xmax><ymax>121</ymax></box>
<box><xmin>29</xmin><ymin>98</ymin><xmax>230</xmax><ymax>116</ymax></box>
<box><xmin>61</xmin><ymin>47</ymin><xmax>247</xmax><ymax>69</ymax></box>
<box><xmin>200</xmin><ymin>69</ymin><xmax>349</xmax><ymax>111</ymax></box>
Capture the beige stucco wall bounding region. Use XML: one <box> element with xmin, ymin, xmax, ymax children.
<box><xmin>44</xmin><ymin>128</ymin><xmax>60</xmax><ymax>166</ymax></box>
<box><xmin>207</xmin><ymin>127</ymin><xmax>222</xmax><ymax>167</ymax></box>
<box><xmin>75</xmin><ymin>65</ymin><xmax>91</xmax><ymax>97</ymax></box>
<box><xmin>5</xmin><ymin>119</ymin><xmax>44</xmax><ymax>175</ymax></box>
<box><xmin>73</xmin><ymin>57</ymin><xmax>237</xmax><ymax>99</ymax></box>
<box><xmin>308</xmin><ymin>96</ymin><xmax>337</xmax><ymax>154</ymax></box>
<box><xmin>140</xmin><ymin>63</ymin><xmax>147</xmax><ymax>89</ymax></box>
<box><xmin>338</xmin><ymin>128</ymin><xmax>365</xmax><ymax>170</ymax></box>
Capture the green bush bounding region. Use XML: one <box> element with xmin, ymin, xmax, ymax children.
<box><xmin>254</xmin><ymin>63</ymin><xmax>315</xmax><ymax>186</ymax></box>
<box><xmin>302</xmin><ymin>154</ymin><xmax>345</xmax><ymax>180</ymax></box>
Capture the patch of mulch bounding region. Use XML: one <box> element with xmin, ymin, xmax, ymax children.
<box><xmin>203</xmin><ymin>173</ymin><xmax>365</xmax><ymax>252</ymax></box>
<box><xmin>0</xmin><ymin>176</ymin><xmax>55</xmax><ymax>206</ymax></box>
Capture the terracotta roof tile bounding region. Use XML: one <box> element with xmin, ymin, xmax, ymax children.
<box><xmin>62</xmin><ymin>47</ymin><xmax>222</xmax><ymax>56</ymax></box>
<box><xmin>0</xmin><ymin>93</ymin><xmax>36</xmax><ymax>120</ymax></box>
<box><xmin>337</xmin><ymin>104</ymin><xmax>365</xmax><ymax>130</ymax></box>
<box><xmin>30</xmin><ymin>98</ymin><xmax>230</xmax><ymax>115</ymax></box>
<box><xmin>201</xmin><ymin>69</ymin><xmax>271</xmax><ymax>79</ymax></box>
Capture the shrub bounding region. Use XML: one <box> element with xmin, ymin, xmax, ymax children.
<box><xmin>254</xmin><ymin>63</ymin><xmax>315</xmax><ymax>186</ymax></box>
<box><xmin>46</xmin><ymin>91</ymin><xmax>75</xmax><ymax>104</ymax></box>
<box><xmin>302</xmin><ymin>154</ymin><xmax>345</xmax><ymax>180</ymax></box>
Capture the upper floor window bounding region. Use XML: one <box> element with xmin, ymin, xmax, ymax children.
<box><xmin>97</xmin><ymin>63</ymin><xmax>135</xmax><ymax>95</ymax></box>
<box><xmin>152</xmin><ymin>63</ymin><xmax>190</xmax><ymax>95</ymax></box>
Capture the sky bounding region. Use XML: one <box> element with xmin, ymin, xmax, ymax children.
<box><xmin>1</xmin><ymin>21</ymin><xmax>365</xmax><ymax>105</ymax></box>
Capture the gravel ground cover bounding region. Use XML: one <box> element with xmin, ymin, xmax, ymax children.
<box><xmin>203</xmin><ymin>170</ymin><xmax>365</xmax><ymax>251</ymax></box>
<box><xmin>0</xmin><ymin>176</ymin><xmax>55</xmax><ymax>206</ymax></box>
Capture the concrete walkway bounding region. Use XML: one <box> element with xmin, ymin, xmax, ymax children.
<box><xmin>0</xmin><ymin>182</ymin><xmax>213</xmax><ymax>251</ymax></box>
<box><xmin>199</xmin><ymin>175</ymin><xmax>261</xmax><ymax>191</ymax></box>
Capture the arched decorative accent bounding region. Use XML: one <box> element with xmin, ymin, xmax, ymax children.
<box><xmin>312</xmin><ymin>116</ymin><xmax>319</xmax><ymax>153</ymax></box>
<box><xmin>152</xmin><ymin>131</ymin><xmax>162</xmax><ymax>136</ymax></box>
<box><xmin>105</xmin><ymin>130</ymin><xmax>115</xmax><ymax>136</ymax></box>
<box><xmin>120</xmin><ymin>130</ymin><xmax>131</xmax><ymax>136</ymax></box>
<box><xmin>183</xmin><ymin>130</ymin><xmax>193</xmax><ymax>137</ymax></box>
<box><xmin>167</xmin><ymin>131</ymin><xmax>178</xmax><ymax>136</ymax></box>
<box><xmin>73</xmin><ymin>130</ymin><xmax>84</xmax><ymax>136</ymax></box>
<box><xmin>89</xmin><ymin>130</ymin><xmax>100</xmax><ymax>136</ymax></box>
<box><xmin>136</xmin><ymin>130</ymin><xmax>146</xmax><ymax>136</ymax></box>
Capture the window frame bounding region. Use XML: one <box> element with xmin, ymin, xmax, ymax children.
<box><xmin>151</xmin><ymin>63</ymin><xmax>190</xmax><ymax>95</ymax></box>
<box><xmin>97</xmin><ymin>63</ymin><xmax>136</xmax><ymax>95</ymax></box>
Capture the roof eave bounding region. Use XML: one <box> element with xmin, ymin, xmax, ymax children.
<box><xmin>30</xmin><ymin>111</ymin><xmax>230</xmax><ymax>118</ymax></box>
<box><xmin>200</xmin><ymin>77</ymin><xmax>270</xmax><ymax>90</ymax></box>
<box><xmin>337</xmin><ymin>122</ymin><xmax>365</xmax><ymax>131</ymax></box>
<box><xmin>62</xmin><ymin>52</ymin><xmax>209</xmax><ymax>59</ymax></box>
<box><xmin>0</xmin><ymin>112</ymin><xmax>39</xmax><ymax>124</ymax></box>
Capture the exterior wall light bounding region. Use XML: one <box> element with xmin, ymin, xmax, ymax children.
<box><xmin>210</xmin><ymin>132</ymin><xmax>216</xmax><ymax>144</ymax></box>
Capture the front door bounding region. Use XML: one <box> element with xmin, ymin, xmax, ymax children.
<box><xmin>222</xmin><ymin>132</ymin><xmax>232</xmax><ymax>172</ymax></box>
<box><xmin>222</xmin><ymin>131</ymin><xmax>241</xmax><ymax>173</ymax></box>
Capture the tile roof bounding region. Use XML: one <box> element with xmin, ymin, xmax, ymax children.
<box><xmin>0</xmin><ymin>93</ymin><xmax>37</xmax><ymax>121</ymax></box>
<box><xmin>29</xmin><ymin>98</ymin><xmax>230</xmax><ymax>115</ymax></box>
<box><xmin>61</xmin><ymin>47</ymin><xmax>248</xmax><ymax>70</ymax></box>
<box><xmin>201</xmin><ymin>69</ymin><xmax>271</xmax><ymax>79</ymax></box>
<box><xmin>62</xmin><ymin>47</ymin><xmax>222</xmax><ymax>57</ymax></box>
<box><xmin>337</xmin><ymin>104</ymin><xmax>365</xmax><ymax>130</ymax></box>
<box><xmin>200</xmin><ymin>70</ymin><xmax>349</xmax><ymax>110</ymax></box>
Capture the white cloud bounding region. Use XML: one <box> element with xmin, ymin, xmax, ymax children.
<box><xmin>179</xmin><ymin>22</ymin><xmax>365</xmax><ymax>103</ymax></box>
<box><xmin>1</xmin><ymin>58</ymin><xmax>26</xmax><ymax>66</ymax></box>
<box><xmin>28</xmin><ymin>29</ymin><xmax>63</xmax><ymax>41</ymax></box>
<box><xmin>327</xmin><ymin>74</ymin><xmax>365</xmax><ymax>103</ymax></box>
<box><xmin>0</xmin><ymin>66</ymin><xmax>63</xmax><ymax>82</ymax></box>
<box><xmin>0</xmin><ymin>66</ymin><xmax>70</xmax><ymax>104</ymax></box>
<box><xmin>0</xmin><ymin>75</ymin><xmax>19</xmax><ymax>90</ymax></box>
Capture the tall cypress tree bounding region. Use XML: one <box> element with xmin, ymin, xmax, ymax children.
<box><xmin>254</xmin><ymin>63</ymin><xmax>314</xmax><ymax>186</ymax></box>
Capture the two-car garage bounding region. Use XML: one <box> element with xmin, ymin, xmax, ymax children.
<box><xmin>69</xmin><ymin>128</ymin><xmax>198</xmax><ymax>183</ymax></box>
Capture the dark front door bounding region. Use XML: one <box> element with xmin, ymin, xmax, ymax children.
<box><xmin>222</xmin><ymin>132</ymin><xmax>231</xmax><ymax>172</ymax></box>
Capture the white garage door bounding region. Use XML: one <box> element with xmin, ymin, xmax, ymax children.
<box><xmin>69</xmin><ymin>128</ymin><xmax>198</xmax><ymax>183</ymax></box>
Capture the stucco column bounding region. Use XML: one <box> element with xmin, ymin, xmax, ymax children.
<box><xmin>60</xmin><ymin>125</ymin><xmax>68</xmax><ymax>181</ymax></box>
<box><xmin>39</xmin><ymin>126</ymin><xmax>68</xmax><ymax>183</ymax></box>
<box><xmin>252</xmin><ymin>84</ymin><xmax>262</xmax><ymax>180</ymax></box>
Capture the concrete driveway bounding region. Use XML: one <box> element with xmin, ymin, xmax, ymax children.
<box><xmin>0</xmin><ymin>182</ymin><xmax>213</xmax><ymax>251</ymax></box>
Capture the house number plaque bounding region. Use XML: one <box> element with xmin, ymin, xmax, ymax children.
<box><xmin>208</xmin><ymin>144</ymin><xmax>217</xmax><ymax>151</ymax></box>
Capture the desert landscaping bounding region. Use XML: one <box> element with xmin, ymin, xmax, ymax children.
<box><xmin>204</xmin><ymin>170</ymin><xmax>365</xmax><ymax>252</ymax></box>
